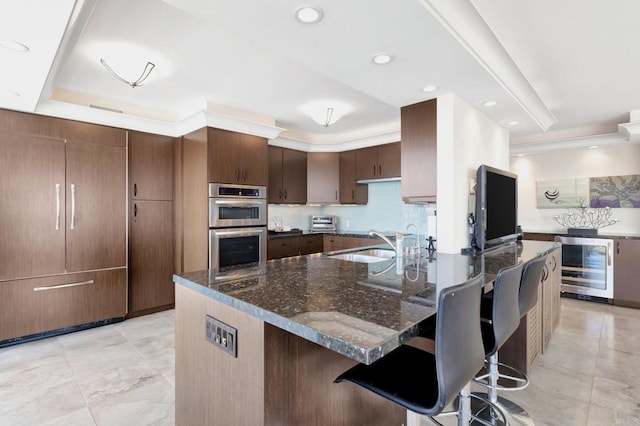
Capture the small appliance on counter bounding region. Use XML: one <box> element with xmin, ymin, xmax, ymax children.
<box><xmin>310</xmin><ymin>215</ymin><xmax>337</xmax><ymax>233</ymax></box>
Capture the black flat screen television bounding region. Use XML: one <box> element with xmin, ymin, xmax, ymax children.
<box><xmin>474</xmin><ymin>164</ymin><xmax>518</xmax><ymax>251</ymax></box>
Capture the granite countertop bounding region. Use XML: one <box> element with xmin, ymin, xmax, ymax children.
<box><xmin>268</xmin><ymin>229</ymin><xmax>394</xmax><ymax>240</ymax></box>
<box><xmin>525</xmin><ymin>230</ymin><xmax>640</xmax><ymax>240</ymax></box>
<box><xmin>174</xmin><ymin>240</ymin><xmax>559</xmax><ymax>365</ymax></box>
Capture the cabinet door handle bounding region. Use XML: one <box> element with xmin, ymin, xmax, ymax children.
<box><xmin>243</xmin><ymin>169</ymin><xmax>247</xmax><ymax>181</ymax></box>
<box><xmin>134</xmin><ymin>203</ymin><xmax>137</xmax><ymax>217</ymax></box>
<box><xmin>617</xmin><ymin>241</ymin><xmax>620</xmax><ymax>254</ymax></box>
<box><xmin>70</xmin><ymin>183</ymin><xmax>76</xmax><ymax>230</ymax></box>
<box><xmin>284</xmin><ymin>189</ymin><xmax>287</xmax><ymax>200</ymax></box>
<box><xmin>373</xmin><ymin>164</ymin><xmax>376</xmax><ymax>176</ymax></box>
<box><xmin>279</xmin><ymin>189</ymin><xmax>283</xmax><ymax>200</ymax></box>
<box><xmin>235</xmin><ymin>168</ymin><xmax>239</xmax><ymax>181</ymax></box>
<box><xmin>352</xmin><ymin>189</ymin><xmax>355</xmax><ymax>200</ymax></box>
<box><xmin>133</xmin><ymin>183</ymin><xmax>137</xmax><ymax>197</ymax></box>
<box><xmin>34</xmin><ymin>279</ymin><xmax>94</xmax><ymax>292</ymax></box>
<box><xmin>55</xmin><ymin>183</ymin><xmax>61</xmax><ymax>230</ymax></box>
<box><xmin>378</xmin><ymin>164</ymin><xmax>382</xmax><ymax>176</ymax></box>
<box><xmin>335</xmin><ymin>190</ymin><xmax>338</xmax><ymax>201</ymax></box>
<box><xmin>551</xmin><ymin>255</ymin><xmax>557</xmax><ymax>271</ymax></box>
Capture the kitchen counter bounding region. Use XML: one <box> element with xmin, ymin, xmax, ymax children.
<box><xmin>174</xmin><ymin>240</ymin><xmax>559</xmax><ymax>425</ymax></box>
<box><xmin>267</xmin><ymin>229</ymin><xmax>394</xmax><ymax>240</ymax></box>
<box><xmin>175</xmin><ymin>240</ymin><xmax>557</xmax><ymax>364</ymax></box>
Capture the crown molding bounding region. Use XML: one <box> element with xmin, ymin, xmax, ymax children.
<box><xmin>419</xmin><ymin>0</ymin><xmax>557</xmax><ymax>131</ymax></box>
<box><xmin>510</xmin><ymin>119</ymin><xmax>640</xmax><ymax>156</ymax></box>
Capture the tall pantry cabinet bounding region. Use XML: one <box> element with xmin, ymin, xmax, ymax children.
<box><xmin>0</xmin><ymin>110</ymin><xmax>127</xmax><ymax>343</ymax></box>
<box><xmin>128</xmin><ymin>131</ymin><xmax>176</xmax><ymax>315</ymax></box>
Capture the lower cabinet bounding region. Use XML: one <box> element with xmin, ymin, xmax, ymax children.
<box><xmin>323</xmin><ymin>235</ymin><xmax>384</xmax><ymax>252</ymax></box>
<box><xmin>0</xmin><ymin>268</ymin><xmax>127</xmax><ymax>342</ymax></box>
<box><xmin>268</xmin><ymin>235</ymin><xmax>323</xmax><ymax>260</ymax></box>
<box><xmin>499</xmin><ymin>247</ymin><xmax>560</xmax><ymax>374</ymax></box>
<box><xmin>614</xmin><ymin>239</ymin><xmax>640</xmax><ymax>308</ymax></box>
<box><xmin>129</xmin><ymin>200</ymin><xmax>175</xmax><ymax>313</ymax></box>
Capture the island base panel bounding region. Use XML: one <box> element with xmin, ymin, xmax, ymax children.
<box><xmin>176</xmin><ymin>284</ymin><xmax>405</xmax><ymax>425</ymax></box>
<box><xmin>264</xmin><ymin>323</ymin><xmax>405</xmax><ymax>425</ymax></box>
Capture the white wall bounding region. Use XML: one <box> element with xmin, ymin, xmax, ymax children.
<box><xmin>510</xmin><ymin>143</ymin><xmax>640</xmax><ymax>234</ymax></box>
<box><xmin>436</xmin><ymin>94</ymin><xmax>510</xmax><ymax>253</ymax></box>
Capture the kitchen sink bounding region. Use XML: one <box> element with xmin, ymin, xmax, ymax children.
<box><xmin>327</xmin><ymin>248</ymin><xmax>395</xmax><ymax>263</ymax></box>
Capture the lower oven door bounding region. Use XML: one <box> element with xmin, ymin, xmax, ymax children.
<box><xmin>209</xmin><ymin>227</ymin><xmax>267</xmax><ymax>276</ymax></box>
<box><xmin>555</xmin><ymin>236</ymin><xmax>614</xmax><ymax>299</ymax></box>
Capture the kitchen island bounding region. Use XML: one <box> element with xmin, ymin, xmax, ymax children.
<box><xmin>173</xmin><ymin>240</ymin><xmax>559</xmax><ymax>425</ymax></box>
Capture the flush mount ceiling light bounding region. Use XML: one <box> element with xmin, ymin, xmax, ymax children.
<box><xmin>589</xmin><ymin>145</ymin><xmax>599</xmax><ymax>149</ymax></box>
<box><xmin>483</xmin><ymin>100</ymin><xmax>497</xmax><ymax>107</ymax></box>
<box><xmin>372</xmin><ymin>53</ymin><xmax>393</xmax><ymax>65</ymax></box>
<box><xmin>422</xmin><ymin>85</ymin><xmax>437</xmax><ymax>93</ymax></box>
<box><xmin>295</xmin><ymin>6</ymin><xmax>323</xmax><ymax>23</ymax></box>
<box><xmin>0</xmin><ymin>40</ymin><xmax>29</xmax><ymax>52</ymax></box>
<box><xmin>301</xmin><ymin>100</ymin><xmax>352</xmax><ymax>127</ymax></box>
<box><xmin>100</xmin><ymin>58</ymin><xmax>155</xmax><ymax>88</ymax></box>
<box><xmin>507</xmin><ymin>120</ymin><xmax>519</xmax><ymax>126</ymax></box>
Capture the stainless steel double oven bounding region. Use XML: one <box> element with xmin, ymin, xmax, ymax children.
<box><xmin>209</xmin><ymin>183</ymin><xmax>267</xmax><ymax>278</ymax></box>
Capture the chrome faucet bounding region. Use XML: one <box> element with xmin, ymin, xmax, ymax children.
<box><xmin>406</xmin><ymin>223</ymin><xmax>421</xmax><ymax>257</ymax></box>
<box><xmin>368</xmin><ymin>229</ymin><xmax>397</xmax><ymax>252</ymax></box>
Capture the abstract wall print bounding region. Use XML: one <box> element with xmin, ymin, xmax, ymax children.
<box><xmin>590</xmin><ymin>175</ymin><xmax>640</xmax><ymax>208</ymax></box>
<box><xmin>536</xmin><ymin>178</ymin><xmax>589</xmax><ymax>209</ymax></box>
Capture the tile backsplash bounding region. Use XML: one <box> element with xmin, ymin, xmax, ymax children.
<box><xmin>268</xmin><ymin>181</ymin><xmax>436</xmax><ymax>239</ymax></box>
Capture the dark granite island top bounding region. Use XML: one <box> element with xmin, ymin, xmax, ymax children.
<box><xmin>174</xmin><ymin>240</ymin><xmax>559</xmax><ymax>365</ymax></box>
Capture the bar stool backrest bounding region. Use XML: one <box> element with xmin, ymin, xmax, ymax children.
<box><xmin>435</xmin><ymin>274</ymin><xmax>485</xmax><ymax>411</ymax></box>
<box><xmin>488</xmin><ymin>262</ymin><xmax>524</xmax><ymax>356</ymax></box>
<box><xmin>519</xmin><ymin>255</ymin><xmax>548</xmax><ymax>317</ymax></box>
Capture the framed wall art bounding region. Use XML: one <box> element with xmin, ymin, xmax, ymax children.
<box><xmin>536</xmin><ymin>178</ymin><xmax>589</xmax><ymax>209</ymax></box>
<box><xmin>590</xmin><ymin>174</ymin><xmax>640</xmax><ymax>208</ymax></box>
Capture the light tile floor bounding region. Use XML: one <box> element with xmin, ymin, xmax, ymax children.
<box><xmin>1</xmin><ymin>299</ymin><xmax>639</xmax><ymax>425</ymax></box>
<box><xmin>0</xmin><ymin>309</ymin><xmax>175</xmax><ymax>426</ymax></box>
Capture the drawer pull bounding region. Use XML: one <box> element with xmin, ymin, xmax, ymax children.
<box><xmin>34</xmin><ymin>279</ymin><xmax>94</xmax><ymax>292</ymax></box>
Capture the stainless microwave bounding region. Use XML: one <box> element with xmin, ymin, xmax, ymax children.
<box><xmin>209</xmin><ymin>183</ymin><xmax>267</xmax><ymax>228</ymax></box>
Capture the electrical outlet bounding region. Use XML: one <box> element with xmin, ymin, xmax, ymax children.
<box><xmin>205</xmin><ymin>315</ymin><xmax>237</xmax><ymax>357</ymax></box>
<box><xmin>345</xmin><ymin>220</ymin><xmax>350</xmax><ymax>228</ymax></box>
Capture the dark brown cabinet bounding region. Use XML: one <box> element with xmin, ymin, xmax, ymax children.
<box><xmin>307</xmin><ymin>152</ymin><xmax>339</xmax><ymax>204</ymax></box>
<box><xmin>268</xmin><ymin>146</ymin><xmax>307</xmax><ymax>204</ymax></box>
<box><xmin>614</xmin><ymin>239</ymin><xmax>640</xmax><ymax>308</ymax></box>
<box><xmin>355</xmin><ymin>142</ymin><xmax>401</xmax><ymax>180</ymax></box>
<box><xmin>130</xmin><ymin>131</ymin><xmax>174</xmax><ymax>200</ymax></box>
<box><xmin>208</xmin><ymin>128</ymin><xmax>268</xmax><ymax>186</ymax></box>
<box><xmin>130</xmin><ymin>200</ymin><xmax>174</xmax><ymax>312</ymax></box>
<box><xmin>267</xmin><ymin>234</ymin><xmax>323</xmax><ymax>260</ymax></box>
<box><xmin>0</xmin><ymin>110</ymin><xmax>127</xmax><ymax>343</ymax></box>
<box><xmin>0</xmin><ymin>269</ymin><xmax>126</xmax><ymax>342</ymax></box>
<box><xmin>401</xmin><ymin>99</ymin><xmax>437</xmax><ymax>203</ymax></box>
<box><xmin>0</xmin><ymin>130</ymin><xmax>126</xmax><ymax>281</ymax></box>
<box><xmin>323</xmin><ymin>235</ymin><xmax>384</xmax><ymax>252</ymax></box>
<box><xmin>339</xmin><ymin>150</ymin><xmax>368</xmax><ymax>205</ymax></box>
<box><xmin>129</xmin><ymin>131</ymin><xmax>175</xmax><ymax>315</ymax></box>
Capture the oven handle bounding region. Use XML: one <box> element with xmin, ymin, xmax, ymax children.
<box><xmin>212</xmin><ymin>199</ymin><xmax>265</xmax><ymax>207</ymax></box>
<box><xmin>212</xmin><ymin>228</ymin><xmax>265</xmax><ymax>237</ymax></box>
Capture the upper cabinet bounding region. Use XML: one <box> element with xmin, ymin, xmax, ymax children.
<box><xmin>355</xmin><ymin>142</ymin><xmax>401</xmax><ymax>180</ymax></box>
<box><xmin>268</xmin><ymin>146</ymin><xmax>307</xmax><ymax>204</ymax></box>
<box><xmin>207</xmin><ymin>128</ymin><xmax>268</xmax><ymax>186</ymax></box>
<box><xmin>339</xmin><ymin>150</ymin><xmax>368</xmax><ymax>205</ymax></box>
<box><xmin>401</xmin><ymin>99</ymin><xmax>437</xmax><ymax>203</ymax></box>
<box><xmin>130</xmin><ymin>131</ymin><xmax>175</xmax><ymax>201</ymax></box>
<box><xmin>307</xmin><ymin>152</ymin><xmax>339</xmax><ymax>204</ymax></box>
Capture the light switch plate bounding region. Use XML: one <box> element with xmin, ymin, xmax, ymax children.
<box><xmin>205</xmin><ymin>315</ymin><xmax>237</xmax><ymax>357</ymax></box>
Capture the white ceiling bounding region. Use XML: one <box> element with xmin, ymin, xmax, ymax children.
<box><xmin>1</xmin><ymin>0</ymin><xmax>639</xmax><ymax>151</ymax></box>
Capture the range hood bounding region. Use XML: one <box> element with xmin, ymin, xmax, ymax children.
<box><xmin>356</xmin><ymin>177</ymin><xmax>401</xmax><ymax>184</ymax></box>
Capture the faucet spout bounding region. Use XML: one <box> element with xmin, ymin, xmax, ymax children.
<box><xmin>368</xmin><ymin>229</ymin><xmax>397</xmax><ymax>252</ymax></box>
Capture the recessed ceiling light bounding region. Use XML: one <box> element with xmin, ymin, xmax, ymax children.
<box><xmin>372</xmin><ymin>53</ymin><xmax>393</xmax><ymax>65</ymax></box>
<box><xmin>483</xmin><ymin>100</ymin><xmax>497</xmax><ymax>107</ymax></box>
<box><xmin>507</xmin><ymin>120</ymin><xmax>519</xmax><ymax>126</ymax></box>
<box><xmin>589</xmin><ymin>145</ymin><xmax>599</xmax><ymax>149</ymax></box>
<box><xmin>422</xmin><ymin>85</ymin><xmax>437</xmax><ymax>93</ymax></box>
<box><xmin>517</xmin><ymin>154</ymin><xmax>525</xmax><ymax>157</ymax></box>
<box><xmin>0</xmin><ymin>40</ymin><xmax>29</xmax><ymax>52</ymax></box>
<box><xmin>295</xmin><ymin>6</ymin><xmax>323</xmax><ymax>24</ymax></box>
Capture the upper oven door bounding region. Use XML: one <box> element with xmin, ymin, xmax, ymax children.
<box><xmin>209</xmin><ymin>198</ymin><xmax>266</xmax><ymax>228</ymax></box>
